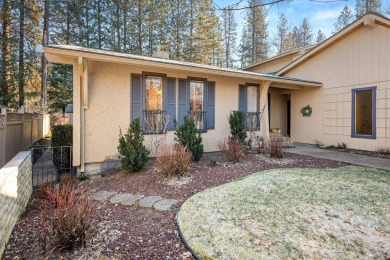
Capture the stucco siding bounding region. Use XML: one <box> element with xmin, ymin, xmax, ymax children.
<box><xmin>283</xmin><ymin>25</ymin><xmax>390</xmax><ymax>150</ymax></box>
<box><xmin>83</xmin><ymin>60</ymin><xmax>264</xmax><ymax>165</ymax></box>
<box><xmin>246</xmin><ymin>53</ymin><xmax>296</xmax><ymax>74</ymax></box>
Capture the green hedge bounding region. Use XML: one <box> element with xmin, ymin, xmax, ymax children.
<box><xmin>51</xmin><ymin>124</ymin><xmax>73</xmax><ymax>147</ymax></box>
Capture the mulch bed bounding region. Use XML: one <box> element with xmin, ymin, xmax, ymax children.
<box><xmin>3</xmin><ymin>152</ymin><xmax>347</xmax><ymax>260</ymax></box>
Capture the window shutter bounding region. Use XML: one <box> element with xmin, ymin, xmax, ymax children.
<box><xmin>178</xmin><ymin>78</ymin><xmax>188</xmax><ymax>126</ymax></box>
<box><xmin>257</xmin><ymin>86</ymin><xmax>260</xmax><ymax>129</ymax></box>
<box><xmin>131</xmin><ymin>74</ymin><xmax>142</xmax><ymax>123</ymax></box>
<box><xmin>166</xmin><ymin>78</ymin><xmax>176</xmax><ymax>130</ymax></box>
<box><xmin>239</xmin><ymin>85</ymin><xmax>247</xmax><ymax>112</ymax></box>
<box><xmin>206</xmin><ymin>81</ymin><xmax>215</xmax><ymax>129</ymax></box>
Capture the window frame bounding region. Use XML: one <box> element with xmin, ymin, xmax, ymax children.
<box><xmin>351</xmin><ymin>86</ymin><xmax>376</xmax><ymax>139</ymax></box>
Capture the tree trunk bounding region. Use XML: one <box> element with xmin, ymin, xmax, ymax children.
<box><xmin>66</xmin><ymin>2</ymin><xmax>70</xmax><ymax>44</ymax></box>
<box><xmin>86</xmin><ymin>0</ymin><xmax>90</xmax><ymax>47</ymax></box>
<box><xmin>123</xmin><ymin>0</ymin><xmax>127</xmax><ymax>51</ymax></box>
<box><xmin>19</xmin><ymin>0</ymin><xmax>25</xmax><ymax>107</ymax></box>
<box><xmin>97</xmin><ymin>0</ymin><xmax>102</xmax><ymax>49</ymax></box>
<box><xmin>189</xmin><ymin>0</ymin><xmax>194</xmax><ymax>62</ymax></box>
<box><xmin>116</xmin><ymin>1</ymin><xmax>120</xmax><ymax>51</ymax></box>
<box><xmin>42</xmin><ymin>0</ymin><xmax>49</xmax><ymax>110</ymax></box>
<box><xmin>1</xmin><ymin>0</ymin><xmax>11</xmax><ymax>107</ymax></box>
<box><xmin>137</xmin><ymin>0</ymin><xmax>142</xmax><ymax>55</ymax></box>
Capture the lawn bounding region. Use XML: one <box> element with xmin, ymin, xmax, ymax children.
<box><xmin>177</xmin><ymin>166</ymin><xmax>390</xmax><ymax>259</ymax></box>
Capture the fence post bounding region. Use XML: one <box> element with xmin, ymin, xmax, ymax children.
<box><xmin>0</xmin><ymin>108</ymin><xmax>6</xmax><ymax>168</ymax></box>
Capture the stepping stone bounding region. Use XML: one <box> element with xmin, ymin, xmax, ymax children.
<box><xmin>153</xmin><ymin>199</ymin><xmax>179</xmax><ymax>211</ymax></box>
<box><xmin>120</xmin><ymin>194</ymin><xmax>144</xmax><ymax>206</ymax></box>
<box><xmin>110</xmin><ymin>193</ymin><xmax>135</xmax><ymax>204</ymax></box>
<box><xmin>138</xmin><ymin>196</ymin><xmax>162</xmax><ymax>208</ymax></box>
<box><xmin>90</xmin><ymin>191</ymin><xmax>117</xmax><ymax>201</ymax></box>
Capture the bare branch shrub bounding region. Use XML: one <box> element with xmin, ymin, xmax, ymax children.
<box><xmin>40</xmin><ymin>174</ymin><xmax>96</xmax><ymax>251</ymax></box>
<box><xmin>267</xmin><ymin>133</ymin><xmax>285</xmax><ymax>159</ymax></box>
<box><xmin>376</xmin><ymin>147</ymin><xmax>390</xmax><ymax>155</ymax></box>
<box><xmin>218</xmin><ymin>138</ymin><xmax>246</xmax><ymax>163</ymax></box>
<box><xmin>155</xmin><ymin>144</ymin><xmax>192</xmax><ymax>178</ymax></box>
<box><xmin>337</xmin><ymin>142</ymin><xmax>348</xmax><ymax>149</ymax></box>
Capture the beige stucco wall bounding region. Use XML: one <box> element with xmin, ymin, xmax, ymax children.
<box><xmin>283</xmin><ymin>24</ymin><xmax>390</xmax><ymax>150</ymax></box>
<box><xmin>246</xmin><ymin>53</ymin><xmax>296</xmax><ymax>74</ymax></box>
<box><xmin>75</xmin><ymin>60</ymin><xmax>266</xmax><ymax>170</ymax></box>
<box><xmin>268</xmin><ymin>88</ymin><xmax>288</xmax><ymax>136</ymax></box>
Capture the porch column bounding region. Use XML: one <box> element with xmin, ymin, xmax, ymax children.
<box><xmin>260</xmin><ymin>81</ymin><xmax>271</xmax><ymax>139</ymax></box>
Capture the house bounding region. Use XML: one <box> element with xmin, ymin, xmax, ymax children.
<box><xmin>44</xmin><ymin>12</ymin><xmax>390</xmax><ymax>175</ymax></box>
<box><xmin>245</xmin><ymin>12</ymin><xmax>390</xmax><ymax>151</ymax></box>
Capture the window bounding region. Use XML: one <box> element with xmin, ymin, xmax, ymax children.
<box><xmin>189</xmin><ymin>80</ymin><xmax>205</xmax><ymax>130</ymax></box>
<box><xmin>352</xmin><ymin>87</ymin><xmax>376</xmax><ymax>139</ymax></box>
<box><xmin>144</xmin><ymin>75</ymin><xmax>165</xmax><ymax>133</ymax></box>
<box><xmin>247</xmin><ymin>86</ymin><xmax>258</xmax><ymax>112</ymax></box>
<box><xmin>239</xmin><ymin>84</ymin><xmax>260</xmax><ymax>131</ymax></box>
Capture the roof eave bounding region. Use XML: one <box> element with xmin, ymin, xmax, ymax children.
<box><xmin>45</xmin><ymin>46</ymin><xmax>322</xmax><ymax>88</ymax></box>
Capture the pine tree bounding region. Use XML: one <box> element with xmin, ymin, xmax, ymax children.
<box><xmin>316</xmin><ymin>30</ymin><xmax>326</xmax><ymax>43</ymax></box>
<box><xmin>298</xmin><ymin>18</ymin><xmax>313</xmax><ymax>47</ymax></box>
<box><xmin>355</xmin><ymin>0</ymin><xmax>381</xmax><ymax>18</ymax></box>
<box><xmin>333</xmin><ymin>6</ymin><xmax>354</xmax><ymax>34</ymax></box>
<box><xmin>169</xmin><ymin>0</ymin><xmax>189</xmax><ymax>60</ymax></box>
<box><xmin>292</xmin><ymin>26</ymin><xmax>300</xmax><ymax>48</ymax></box>
<box><xmin>272</xmin><ymin>14</ymin><xmax>290</xmax><ymax>55</ymax></box>
<box><xmin>222</xmin><ymin>7</ymin><xmax>237</xmax><ymax>67</ymax></box>
<box><xmin>239</xmin><ymin>0</ymin><xmax>269</xmax><ymax>66</ymax></box>
<box><xmin>1</xmin><ymin>0</ymin><xmax>11</xmax><ymax>106</ymax></box>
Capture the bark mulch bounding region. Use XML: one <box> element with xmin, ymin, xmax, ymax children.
<box><xmin>3</xmin><ymin>152</ymin><xmax>347</xmax><ymax>260</ymax></box>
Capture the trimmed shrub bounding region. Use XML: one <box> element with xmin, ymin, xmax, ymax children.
<box><xmin>218</xmin><ymin>138</ymin><xmax>246</xmax><ymax>163</ymax></box>
<box><xmin>267</xmin><ymin>133</ymin><xmax>284</xmax><ymax>159</ymax></box>
<box><xmin>41</xmin><ymin>175</ymin><xmax>95</xmax><ymax>251</ymax></box>
<box><xmin>155</xmin><ymin>144</ymin><xmax>192</xmax><ymax>178</ymax></box>
<box><xmin>51</xmin><ymin>124</ymin><xmax>73</xmax><ymax>147</ymax></box>
<box><xmin>118</xmin><ymin>118</ymin><xmax>150</xmax><ymax>172</ymax></box>
<box><xmin>174</xmin><ymin>116</ymin><xmax>204</xmax><ymax>162</ymax></box>
<box><xmin>228</xmin><ymin>111</ymin><xmax>247</xmax><ymax>143</ymax></box>
<box><xmin>51</xmin><ymin>125</ymin><xmax>73</xmax><ymax>171</ymax></box>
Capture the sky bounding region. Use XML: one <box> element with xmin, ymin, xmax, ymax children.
<box><xmin>214</xmin><ymin>0</ymin><xmax>359</xmax><ymax>55</ymax></box>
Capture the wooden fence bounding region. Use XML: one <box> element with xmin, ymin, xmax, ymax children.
<box><xmin>0</xmin><ymin>109</ymin><xmax>49</xmax><ymax>168</ymax></box>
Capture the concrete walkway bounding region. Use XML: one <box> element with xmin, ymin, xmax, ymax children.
<box><xmin>288</xmin><ymin>143</ymin><xmax>390</xmax><ymax>171</ymax></box>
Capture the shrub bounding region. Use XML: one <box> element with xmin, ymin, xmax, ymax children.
<box><xmin>267</xmin><ymin>133</ymin><xmax>284</xmax><ymax>159</ymax></box>
<box><xmin>51</xmin><ymin>124</ymin><xmax>73</xmax><ymax>170</ymax></box>
<box><xmin>174</xmin><ymin>116</ymin><xmax>204</xmax><ymax>161</ymax></box>
<box><xmin>376</xmin><ymin>147</ymin><xmax>390</xmax><ymax>155</ymax></box>
<box><xmin>41</xmin><ymin>175</ymin><xmax>95</xmax><ymax>251</ymax></box>
<box><xmin>314</xmin><ymin>140</ymin><xmax>324</xmax><ymax>147</ymax></box>
<box><xmin>218</xmin><ymin>138</ymin><xmax>246</xmax><ymax>163</ymax></box>
<box><xmin>51</xmin><ymin>124</ymin><xmax>73</xmax><ymax>146</ymax></box>
<box><xmin>118</xmin><ymin>119</ymin><xmax>150</xmax><ymax>172</ymax></box>
<box><xmin>228</xmin><ymin>111</ymin><xmax>247</xmax><ymax>143</ymax></box>
<box><xmin>155</xmin><ymin>144</ymin><xmax>192</xmax><ymax>178</ymax></box>
<box><xmin>209</xmin><ymin>158</ymin><xmax>217</xmax><ymax>167</ymax></box>
<box><xmin>338</xmin><ymin>142</ymin><xmax>348</xmax><ymax>149</ymax></box>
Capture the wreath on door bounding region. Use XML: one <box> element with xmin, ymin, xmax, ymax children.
<box><xmin>301</xmin><ymin>105</ymin><xmax>312</xmax><ymax>117</ymax></box>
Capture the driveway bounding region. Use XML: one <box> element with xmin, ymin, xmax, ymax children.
<box><xmin>288</xmin><ymin>143</ymin><xmax>390</xmax><ymax>171</ymax></box>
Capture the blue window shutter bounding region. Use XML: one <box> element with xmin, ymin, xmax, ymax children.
<box><xmin>178</xmin><ymin>78</ymin><xmax>188</xmax><ymax>126</ymax></box>
<box><xmin>166</xmin><ymin>78</ymin><xmax>176</xmax><ymax>130</ymax></box>
<box><xmin>257</xmin><ymin>86</ymin><xmax>260</xmax><ymax>129</ymax></box>
<box><xmin>239</xmin><ymin>85</ymin><xmax>247</xmax><ymax>112</ymax></box>
<box><xmin>131</xmin><ymin>74</ymin><xmax>142</xmax><ymax>123</ymax></box>
<box><xmin>207</xmin><ymin>81</ymin><xmax>215</xmax><ymax>129</ymax></box>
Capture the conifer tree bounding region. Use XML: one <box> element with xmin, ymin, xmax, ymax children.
<box><xmin>272</xmin><ymin>14</ymin><xmax>290</xmax><ymax>55</ymax></box>
<box><xmin>222</xmin><ymin>7</ymin><xmax>237</xmax><ymax>68</ymax></box>
<box><xmin>333</xmin><ymin>6</ymin><xmax>354</xmax><ymax>34</ymax></box>
<box><xmin>315</xmin><ymin>30</ymin><xmax>326</xmax><ymax>43</ymax></box>
<box><xmin>355</xmin><ymin>0</ymin><xmax>381</xmax><ymax>18</ymax></box>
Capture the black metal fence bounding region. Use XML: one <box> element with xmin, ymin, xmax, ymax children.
<box><xmin>246</xmin><ymin>112</ymin><xmax>261</xmax><ymax>131</ymax></box>
<box><xmin>31</xmin><ymin>146</ymin><xmax>75</xmax><ymax>187</ymax></box>
<box><xmin>189</xmin><ymin>110</ymin><xmax>207</xmax><ymax>131</ymax></box>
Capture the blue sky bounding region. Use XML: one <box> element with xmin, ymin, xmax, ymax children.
<box><xmin>214</xmin><ymin>0</ymin><xmax>359</xmax><ymax>55</ymax></box>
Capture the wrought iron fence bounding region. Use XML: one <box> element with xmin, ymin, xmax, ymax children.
<box><xmin>189</xmin><ymin>111</ymin><xmax>207</xmax><ymax>131</ymax></box>
<box><xmin>246</xmin><ymin>112</ymin><xmax>261</xmax><ymax>131</ymax></box>
<box><xmin>31</xmin><ymin>146</ymin><xmax>75</xmax><ymax>187</ymax></box>
<box><xmin>143</xmin><ymin>110</ymin><xmax>168</xmax><ymax>134</ymax></box>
